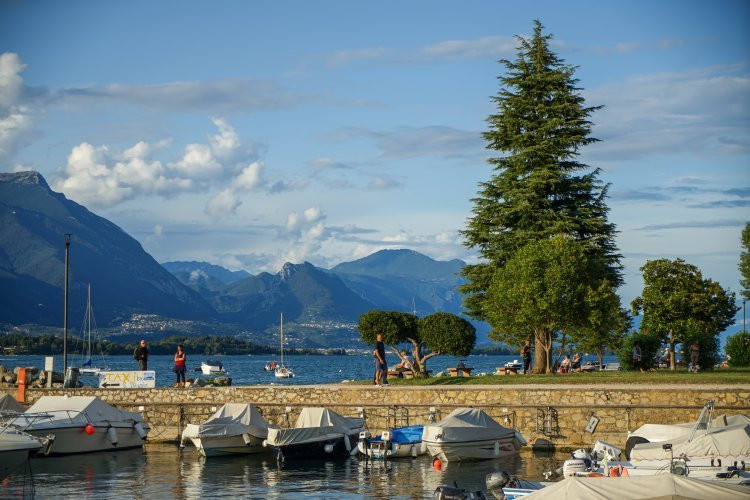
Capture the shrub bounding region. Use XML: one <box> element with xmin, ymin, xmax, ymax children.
<box><xmin>679</xmin><ymin>330</ymin><xmax>719</xmax><ymax>370</ymax></box>
<box><xmin>725</xmin><ymin>331</ymin><xmax>750</xmax><ymax>367</ymax></box>
<box><xmin>618</xmin><ymin>332</ymin><xmax>661</xmax><ymax>371</ymax></box>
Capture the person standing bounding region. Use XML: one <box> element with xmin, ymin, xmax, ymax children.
<box><xmin>632</xmin><ymin>341</ymin><xmax>642</xmax><ymax>372</ymax></box>
<box><xmin>174</xmin><ymin>344</ymin><xmax>187</xmax><ymax>387</ymax></box>
<box><xmin>134</xmin><ymin>339</ymin><xmax>149</xmax><ymax>371</ymax></box>
<box><xmin>374</xmin><ymin>334</ymin><xmax>388</xmax><ymax>386</ymax></box>
<box><xmin>521</xmin><ymin>339</ymin><xmax>532</xmax><ymax>374</ymax></box>
<box><xmin>689</xmin><ymin>340</ymin><xmax>700</xmax><ymax>372</ymax></box>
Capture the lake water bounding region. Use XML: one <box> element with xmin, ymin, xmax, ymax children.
<box><xmin>0</xmin><ymin>353</ymin><xmax>617</xmax><ymax>387</ymax></box>
<box><xmin>2</xmin><ymin>444</ymin><xmax>569</xmax><ymax>498</ymax></box>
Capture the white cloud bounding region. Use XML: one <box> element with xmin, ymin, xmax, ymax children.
<box><xmin>152</xmin><ymin>224</ymin><xmax>163</xmax><ymax>237</ymax></box>
<box><xmin>0</xmin><ymin>53</ymin><xmax>34</xmax><ymax>164</ymax></box>
<box><xmin>54</xmin><ymin>118</ymin><xmax>274</xmax><ymax>215</ymax></box>
<box><xmin>303</xmin><ymin>206</ymin><xmax>322</xmax><ymax>223</ymax></box>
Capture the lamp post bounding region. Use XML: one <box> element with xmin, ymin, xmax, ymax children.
<box><xmin>63</xmin><ymin>233</ymin><xmax>71</xmax><ymax>376</ymax></box>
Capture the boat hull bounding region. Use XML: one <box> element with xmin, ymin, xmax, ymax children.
<box><xmin>357</xmin><ymin>440</ymin><xmax>427</xmax><ymax>459</ymax></box>
<box><xmin>425</xmin><ymin>436</ymin><xmax>522</xmax><ymax>462</ymax></box>
<box><xmin>271</xmin><ymin>433</ymin><xmax>358</xmax><ymax>459</ymax></box>
<box><xmin>188</xmin><ymin>434</ymin><xmax>267</xmax><ymax>457</ymax></box>
<box><xmin>0</xmin><ymin>433</ymin><xmax>42</xmax><ymax>479</ymax></box>
<box><xmin>26</xmin><ymin>425</ymin><xmax>145</xmax><ymax>455</ymax></box>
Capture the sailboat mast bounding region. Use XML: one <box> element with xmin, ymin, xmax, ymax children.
<box><xmin>280</xmin><ymin>312</ymin><xmax>284</xmax><ymax>366</ymax></box>
<box><xmin>86</xmin><ymin>284</ymin><xmax>92</xmax><ymax>360</ymax></box>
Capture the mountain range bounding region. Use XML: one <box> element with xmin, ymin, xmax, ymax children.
<box><xmin>0</xmin><ymin>171</ymin><xmax>478</xmax><ymax>346</ymax></box>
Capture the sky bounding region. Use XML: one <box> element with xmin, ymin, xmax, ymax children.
<box><xmin>1</xmin><ymin>0</ymin><xmax>749</xmax><ymax>322</ymax></box>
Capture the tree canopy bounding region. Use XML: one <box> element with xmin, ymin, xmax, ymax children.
<box><xmin>484</xmin><ymin>235</ymin><xmax>595</xmax><ymax>372</ymax></box>
<box><xmin>460</xmin><ymin>20</ymin><xmax>621</xmax><ymax>328</ymax></box>
<box><xmin>632</xmin><ymin>258</ymin><xmax>738</xmax><ymax>370</ymax></box>
<box><xmin>740</xmin><ymin>222</ymin><xmax>750</xmax><ymax>302</ymax></box>
<box><xmin>357</xmin><ymin>310</ymin><xmax>475</xmax><ymax>376</ymax></box>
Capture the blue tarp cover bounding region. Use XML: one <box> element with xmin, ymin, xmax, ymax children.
<box><xmin>372</xmin><ymin>425</ymin><xmax>423</xmax><ymax>444</ymax></box>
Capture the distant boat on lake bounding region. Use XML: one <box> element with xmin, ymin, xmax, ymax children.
<box><xmin>274</xmin><ymin>313</ymin><xmax>294</xmax><ymax>378</ymax></box>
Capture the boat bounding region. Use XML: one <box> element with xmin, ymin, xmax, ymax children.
<box><xmin>0</xmin><ymin>394</ymin><xmax>25</xmax><ymax>415</ymax></box>
<box><xmin>265</xmin><ymin>407</ymin><xmax>366</xmax><ymax>459</ymax></box>
<box><xmin>9</xmin><ymin>395</ymin><xmax>149</xmax><ymax>455</ymax></box>
<box><xmin>274</xmin><ymin>313</ymin><xmax>294</xmax><ymax>379</ymax></box>
<box><xmin>422</xmin><ymin>408</ymin><xmax>526</xmax><ymax>462</ymax></box>
<box><xmin>181</xmin><ymin>403</ymin><xmax>270</xmax><ymax>457</ymax></box>
<box><xmin>76</xmin><ymin>284</ymin><xmax>107</xmax><ymax>376</ymax></box>
<box><xmin>357</xmin><ymin>424</ymin><xmax>426</xmax><ymax>459</ymax></box>
<box><xmin>264</xmin><ymin>361</ymin><xmax>278</xmax><ymax>372</ymax></box>
<box><xmin>0</xmin><ymin>426</ymin><xmax>53</xmax><ymax>480</ymax></box>
<box><xmin>504</xmin><ymin>359</ymin><xmax>523</xmax><ymax>370</ymax></box>
<box><xmin>624</xmin><ymin>400</ymin><xmax>749</xmax><ymax>458</ymax></box>
<box><xmin>200</xmin><ymin>360</ymin><xmax>226</xmax><ymax>375</ymax></box>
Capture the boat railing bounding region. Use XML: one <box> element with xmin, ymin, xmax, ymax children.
<box><xmin>687</xmin><ymin>400</ymin><xmax>714</xmax><ymax>442</ymax></box>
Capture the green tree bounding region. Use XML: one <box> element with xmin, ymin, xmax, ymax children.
<box><xmin>460</xmin><ymin>20</ymin><xmax>621</xmax><ymax>373</ymax></box>
<box><xmin>632</xmin><ymin>258</ymin><xmax>738</xmax><ymax>371</ymax></box>
<box><xmin>617</xmin><ymin>331</ymin><xmax>661</xmax><ymax>371</ymax></box>
<box><xmin>725</xmin><ymin>331</ymin><xmax>750</xmax><ymax>367</ymax></box>
<box><xmin>418</xmin><ymin>312</ymin><xmax>476</xmax><ymax>372</ymax></box>
<box><xmin>680</xmin><ymin>328</ymin><xmax>720</xmax><ymax>371</ymax></box>
<box><xmin>358</xmin><ymin>310</ymin><xmax>475</xmax><ymax>376</ymax></box>
<box><xmin>484</xmin><ymin>236</ymin><xmax>594</xmax><ymax>373</ymax></box>
<box><xmin>573</xmin><ymin>280</ymin><xmax>631</xmax><ymax>369</ymax></box>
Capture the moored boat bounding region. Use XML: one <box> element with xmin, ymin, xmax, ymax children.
<box><xmin>0</xmin><ymin>426</ymin><xmax>52</xmax><ymax>479</ymax></box>
<box><xmin>423</xmin><ymin>408</ymin><xmax>526</xmax><ymax>462</ymax></box>
<box><xmin>266</xmin><ymin>407</ymin><xmax>365</xmax><ymax>459</ymax></box>
<box><xmin>9</xmin><ymin>395</ymin><xmax>149</xmax><ymax>455</ymax></box>
<box><xmin>357</xmin><ymin>424</ymin><xmax>426</xmax><ymax>459</ymax></box>
<box><xmin>201</xmin><ymin>360</ymin><xmax>226</xmax><ymax>375</ymax></box>
<box><xmin>182</xmin><ymin>403</ymin><xmax>269</xmax><ymax>457</ymax></box>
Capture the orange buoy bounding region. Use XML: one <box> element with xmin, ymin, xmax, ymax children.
<box><xmin>85</xmin><ymin>424</ymin><xmax>95</xmax><ymax>435</ymax></box>
<box><xmin>433</xmin><ymin>458</ymin><xmax>442</xmax><ymax>470</ymax></box>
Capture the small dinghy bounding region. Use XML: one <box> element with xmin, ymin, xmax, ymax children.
<box><xmin>423</xmin><ymin>408</ymin><xmax>526</xmax><ymax>462</ymax></box>
<box><xmin>357</xmin><ymin>424</ymin><xmax>426</xmax><ymax>459</ymax></box>
<box><xmin>9</xmin><ymin>396</ymin><xmax>149</xmax><ymax>455</ymax></box>
<box><xmin>182</xmin><ymin>403</ymin><xmax>270</xmax><ymax>457</ymax></box>
<box><xmin>264</xmin><ymin>361</ymin><xmax>278</xmax><ymax>372</ymax></box>
<box><xmin>265</xmin><ymin>407</ymin><xmax>365</xmax><ymax>459</ymax></box>
<box><xmin>0</xmin><ymin>426</ymin><xmax>53</xmax><ymax>480</ymax></box>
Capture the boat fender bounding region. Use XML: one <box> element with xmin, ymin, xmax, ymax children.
<box><xmin>108</xmin><ymin>426</ymin><xmax>118</xmax><ymax>447</ymax></box>
<box><xmin>494</xmin><ymin>440</ymin><xmax>500</xmax><ymax>456</ymax></box>
<box><xmin>85</xmin><ymin>424</ymin><xmax>96</xmax><ymax>435</ymax></box>
<box><xmin>134</xmin><ymin>422</ymin><xmax>148</xmax><ymax>440</ymax></box>
<box><xmin>411</xmin><ymin>444</ymin><xmax>417</xmax><ymax>458</ymax></box>
<box><xmin>242</xmin><ymin>433</ymin><xmax>253</xmax><ymax>445</ymax></box>
<box><xmin>344</xmin><ymin>436</ymin><xmax>352</xmax><ymax>452</ymax></box>
<box><xmin>324</xmin><ymin>443</ymin><xmax>334</xmax><ymax>454</ymax></box>
<box><xmin>262</xmin><ymin>440</ymin><xmax>268</xmax><ymax>448</ymax></box>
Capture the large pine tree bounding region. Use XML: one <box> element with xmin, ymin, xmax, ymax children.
<box><xmin>461</xmin><ymin>21</ymin><xmax>622</xmax><ymax>371</ymax></box>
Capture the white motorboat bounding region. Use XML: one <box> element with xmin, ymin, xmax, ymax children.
<box><xmin>357</xmin><ymin>425</ymin><xmax>426</xmax><ymax>459</ymax></box>
<box><xmin>504</xmin><ymin>359</ymin><xmax>523</xmax><ymax>370</ymax></box>
<box><xmin>274</xmin><ymin>313</ymin><xmax>294</xmax><ymax>378</ymax></box>
<box><xmin>266</xmin><ymin>407</ymin><xmax>365</xmax><ymax>459</ymax></box>
<box><xmin>0</xmin><ymin>426</ymin><xmax>52</xmax><ymax>480</ymax></box>
<box><xmin>422</xmin><ymin>408</ymin><xmax>526</xmax><ymax>462</ymax></box>
<box><xmin>264</xmin><ymin>361</ymin><xmax>278</xmax><ymax>372</ymax></box>
<box><xmin>9</xmin><ymin>396</ymin><xmax>149</xmax><ymax>455</ymax></box>
<box><xmin>522</xmin><ymin>474</ymin><xmax>749</xmax><ymax>499</ymax></box>
<box><xmin>200</xmin><ymin>360</ymin><xmax>226</xmax><ymax>375</ymax></box>
<box><xmin>181</xmin><ymin>403</ymin><xmax>270</xmax><ymax>457</ymax></box>
<box><xmin>624</xmin><ymin>400</ymin><xmax>749</xmax><ymax>458</ymax></box>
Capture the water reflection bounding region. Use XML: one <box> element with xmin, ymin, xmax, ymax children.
<box><xmin>1</xmin><ymin>444</ymin><xmax>569</xmax><ymax>498</ymax></box>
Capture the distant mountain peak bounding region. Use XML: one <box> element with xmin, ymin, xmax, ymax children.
<box><xmin>0</xmin><ymin>170</ymin><xmax>50</xmax><ymax>189</ymax></box>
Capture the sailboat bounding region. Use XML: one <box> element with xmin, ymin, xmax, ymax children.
<box><xmin>274</xmin><ymin>313</ymin><xmax>294</xmax><ymax>378</ymax></box>
<box><xmin>77</xmin><ymin>284</ymin><xmax>107</xmax><ymax>376</ymax></box>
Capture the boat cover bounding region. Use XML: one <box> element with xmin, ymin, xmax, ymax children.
<box><xmin>11</xmin><ymin>396</ymin><xmax>145</xmax><ymax>429</ymax></box>
<box><xmin>422</xmin><ymin>408</ymin><xmax>516</xmax><ymax>443</ymax></box>
<box><xmin>0</xmin><ymin>394</ymin><xmax>25</xmax><ymax>413</ymax></box>
<box><xmin>267</xmin><ymin>407</ymin><xmax>365</xmax><ymax>447</ymax></box>
<box><xmin>182</xmin><ymin>403</ymin><xmax>268</xmax><ymax>439</ymax></box>
<box><xmin>630</xmin><ymin>423</ymin><xmax>750</xmax><ymax>461</ymax></box>
<box><xmin>523</xmin><ymin>474</ymin><xmax>749</xmax><ymax>499</ymax></box>
<box><xmin>630</xmin><ymin>413</ymin><xmax>750</xmax><ymax>443</ymax></box>
<box><xmin>372</xmin><ymin>425</ymin><xmax>423</xmax><ymax>444</ymax></box>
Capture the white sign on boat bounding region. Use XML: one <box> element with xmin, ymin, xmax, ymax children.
<box><xmin>98</xmin><ymin>371</ymin><xmax>156</xmax><ymax>388</ymax></box>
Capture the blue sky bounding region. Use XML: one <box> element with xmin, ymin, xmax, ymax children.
<box><xmin>1</xmin><ymin>0</ymin><xmax>748</xmax><ymax>322</ymax></box>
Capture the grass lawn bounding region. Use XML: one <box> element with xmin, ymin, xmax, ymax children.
<box><xmin>347</xmin><ymin>367</ymin><xmax>750</xmax><ymax>386</ymax></box>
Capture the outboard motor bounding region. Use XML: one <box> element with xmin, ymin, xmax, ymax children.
<box><xmin>562</xmin><ymin>458</ymin><xmax>587</xmax><ymax>477</ymax></box>
<box><xmin>434</xmin><ymin>484</ymin><xmax>487</xmax><ymax>500</ymax></box>
<box><xmin>381</xmin><ymin>430</ymin><xmax>392</xmax><ymax>456</ymax></box>
<box><xmin>485</xmin><ymin>471</ymin><xmax>511</xmax><ymax>500</ymax></box>
<box><xmin>571</xmin><ymin>448</ymin><xmax>593</xmax><ymax>469</ymax></box>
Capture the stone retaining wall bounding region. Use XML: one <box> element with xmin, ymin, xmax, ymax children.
<box><xmin>9</xmin><ymin>384</ymin><xmax>750</xmax><ymax>450</ymax></box>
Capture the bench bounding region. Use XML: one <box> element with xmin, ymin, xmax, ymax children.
<box><xmin>387</xmin><ymin>369</ymin><xmax>415</xmax><ymax>379</ymax></box>
<box><xmin>496</xmin><ymin>367</ymin><xmax>518</xmax><ymax>375</ymax></box>
<box><xmin>448</xmin><ymin>366</ymin><xmax>474</xmax><ymax>377</ymax></box>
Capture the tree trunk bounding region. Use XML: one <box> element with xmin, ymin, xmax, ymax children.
<box><xmin>533</xmin><ymin>336</ymin><xmax>548</xmax><ymax>373</ymax></box>
<box><xmin>597</xmin><ymin>349</ymin><xmax>604</xmax><ymax>370</ymax></box>
<box><xmin>669</xmin><ymin>328</ymin><xmax>675</xmax><ymax>371</ymax></box>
